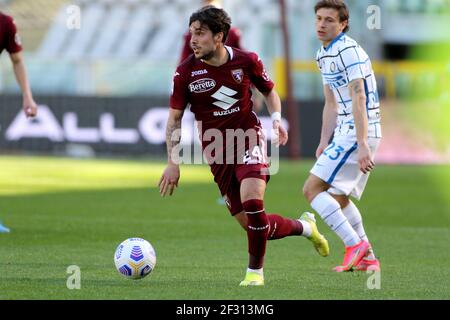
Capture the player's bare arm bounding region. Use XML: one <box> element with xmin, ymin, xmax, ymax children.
<box><xmin>9</xmin><ymin>51</ymin><xmax>37</xmax><ymax>118</ymax></box>
<box><xmin>262</xmin><ymin>89</ymin><xmax>288</xmax><ymax>146</ymax></box>
<box><xmin>317</xmin><ymin>85</ymin><xmax>338</xmax><ymax>158</ymax></box>
<box><xmin>349</xmin><ymin>78</ymin><xmax>373</xmax><ymax>174</ymax></box>
<box><xmin>158</xmin><ymin>108</ymin><xmax>184</xmax><ymax>197</ymax></box>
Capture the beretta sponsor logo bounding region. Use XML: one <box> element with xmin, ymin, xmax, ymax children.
<box><xmin>189</xmin><ymin>78</ymin><xmax>216</xmax><ymax>93</ymax></box>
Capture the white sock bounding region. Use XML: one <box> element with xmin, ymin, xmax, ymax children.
<box><xmin>247</xmin><ymin>267</ymin><xmax>263</xmax><ymax>276</ymax></box>
<box><xmin>342</xmin><ymin>201</ymin><xmax>376</xmax><ymax>259</ymax></box>
<box><xmin>311</xmin><ymin>192</ymin><xmax>360</xmax><ymax>247</ymax></box>
<box><xmin>300</xmin><ymin>220</ymin><xmax>312</xmax><ymax>238</ymax></box>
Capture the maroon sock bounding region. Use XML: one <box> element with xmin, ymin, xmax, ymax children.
<box><xmin>242</xmin><ymin>199</ymin><xmax>269</xmax><ymax>269</ymax></box>
<box><xmin>266</xmin><ymin>214</ymin><xmax>303</xmax><ymax>240</ymax></box>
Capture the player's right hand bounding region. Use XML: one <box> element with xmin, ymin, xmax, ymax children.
<box><xmin>158</xmin><ymin>163</ymin><xmax>180</xmax><ymax>197</ymax></box>
<box><xmin>23</xmin><ymin>96</ymin><xmax>38</xmax><ymax>118</ymax></box>
<box><xmin>315</xmin><ymin>142</ymin><xmax>328</xmax><ymax>159</ymax></box>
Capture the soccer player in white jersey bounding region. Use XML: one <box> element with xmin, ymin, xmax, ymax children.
<box><xmin>302</xmin><ymin>0</ymin><xmax>382</xmax><ymax>272</ymax></box>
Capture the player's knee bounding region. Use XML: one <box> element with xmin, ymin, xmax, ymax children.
<box><xmin>240</xmin><ymin>178</ymin><xmax>265</xmax><ymax>202</ymax></box>
<box><xmin>328</xmin><ymin>192</ymin><xmax>350</xmax><ymax>208</ymax></box>
<box><xmin>241</xmin><ymin>190</ymin><xmax>264</xmax><ymax>202</ymax></box>
<box><xmin>303</xmin><ymin>180</ymin><xmax>326</xmax><ymax>203</ymax></box>
<box><xmin>302</xmin><ymin>182</ymin><xmax>315</xmax><ymax>203</ymax></box>
<box><xmin>338</xmin><ymin>196</ymin><xmax>350</xmax><ymax>208</ymax></box>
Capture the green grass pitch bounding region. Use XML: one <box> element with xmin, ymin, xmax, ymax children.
<box><xmin>0</xmin><ymin>156</ymin><xmax>449</xmax><ymax>299</ymax></box>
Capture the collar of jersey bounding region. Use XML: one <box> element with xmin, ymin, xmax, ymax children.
<box><xmin>323</xmin><ymin>32</ymin><xmax>345</xmax><ymax>52</ymax></box>
<box><xmin>224</xmin><ymin>45</ymin><xmax>234</xmax><ymax>60</ymax></box>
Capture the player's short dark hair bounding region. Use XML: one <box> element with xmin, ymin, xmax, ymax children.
<box><xmin>189</xmin><ymin>5</ymin><xmax>231</xmax><ymax>43</ymax></box>
<box><xmin>314</xmin><ymin>0</ymin><xmax>350</xmax><ymax>33</ymax></box>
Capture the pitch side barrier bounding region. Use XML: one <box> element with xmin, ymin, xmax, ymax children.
<box><xmin>0</xmin><ymin>95</ymin><xmax>322</xmax><ymax>158</ymax></box>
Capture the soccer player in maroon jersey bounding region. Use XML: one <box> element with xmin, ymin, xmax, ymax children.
<box><xmin>159</xmin><ymin>6</ymin><xmax>329</xmax><ymax>286</ymax></box>
<box><xmin>0</xmin><ymin>11</ymin><xmax>37</xmax><ymax>118</ymax></box>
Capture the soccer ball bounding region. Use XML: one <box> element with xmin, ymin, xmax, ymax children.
<box><xmin>114</xmin><ymin>238</ymin><xmax>156</xmax><ymax>279</ymax></box>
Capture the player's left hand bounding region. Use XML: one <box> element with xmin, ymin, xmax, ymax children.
<box><xmin>358</xmin><ymin>142</ymin><xmax>374</xmax><ymax>174</ymax></box>
<box><xmin>23</xmin><ymin>96</ymin><xmax>38</xmax><ymax>118</ymax></box>
<box><xmin>272</xmin><ymin>120</ymin><xmax>288</xmax><ymax>147</ymax></box>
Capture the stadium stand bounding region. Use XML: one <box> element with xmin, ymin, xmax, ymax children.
<box><xmin>0</xmin><ymin>0</ymin><xmax>448</xmax><ymax>96</ymax></box>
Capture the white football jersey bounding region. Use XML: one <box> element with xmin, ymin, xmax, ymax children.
<box><xmin>316</xmin><ymin>33</ymin><xmax>381</xmax><ymax>138</ymax></box>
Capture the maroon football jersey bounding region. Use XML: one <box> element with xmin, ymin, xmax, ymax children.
<box><xmin>0</xmin><ymin>12</ymin><xmax>22</xmax><ymax>55</ymax></box>
<box><xmin>171</xmin><ymin>46</ymin><xmax>273</xmax><ymax>200</ymax></box>
<box><xmin>179</xmin><ymin>27</ymin><xmax>242</xmax><ymax>63</ymax></box>
<box><xmin>170</xmin><ymin>46</ymin><xmax>273</xmax><ymax>136</ymax></box>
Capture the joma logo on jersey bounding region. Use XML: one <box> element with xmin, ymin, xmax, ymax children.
<box><xmin>191</xmin><ymin>69</ymin><xmax>208</xmax><ymax>77</ymax></box>
<box><xmin>189</xmin><ymin>78</ymin><xmax>216</xmax><ymax>93</ymax></box>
